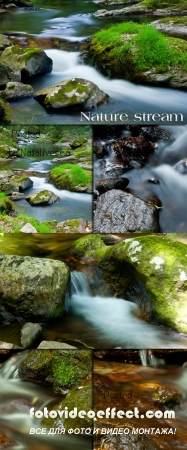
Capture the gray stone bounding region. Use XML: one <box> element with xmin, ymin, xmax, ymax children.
<box><xmin>20</xmin><ymin>322</ymin><xmax>42</xmax><ymax>348</ymax></box>
<box><xmin>11</xmin><ymin>192</ymin><xmax>25</xmax><ymax>200</ymax></box>
<box><xmin>37</xmin><ymin>341</ymin><xmax>77</xmax><ymax>349</ymax></box>
<box><xmin>25</xmin><ymin>190</ymin><xmax>60</xmax><ymax>205</ymax></box>
<box><xmin>20</xmin><ymin>223</ymin><xmax>37</xmax><ymax>233</ymax></box>
<box><xmin>0</xmin><ymin>46</ymin><xmax>52</xmax><ymax>78</ymax></box>
<box><xmin>0</xmin><ymin>63</ymin><xmax>21</xmax><ymax>87</ymax></box>
<box><xmin>0</xmin><ymin>253</ymin><xmax>70</xmax><ymax>321</ymax></box>
<box><xmin>2</xmin><ymin>82</ymin><xmax>33</xmax><ymax>100</ymax></box>
<box><xmin>56</xmin><ymin>218</ymin><xmax>88</xmax><ymax>233</ymax></box>
<box><xmin>34</xmin><ymin>78</ymin><xmax>109</xmax><ymax>111</ymax></box>
<box><xmin>94</xmin><ymin>189</ymin><xmax>159</xmax><ymax>233</ymax></box>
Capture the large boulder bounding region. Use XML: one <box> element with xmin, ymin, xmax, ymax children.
<box><xmin>94</xmin><ymin>190</ymin><xmax>159</xmax><ymax>232</ymax></box>
<box><xmin>18</xmin><ymin>349</ymin><xmax>91</xmax><ymax>390</ymax></box>
<box><xmin>0</xmin><ymin>254</ymin><xmax>70</xmax><ymax>321</ymax></box>
<box><xmin>100</xmin><ymin>235</ymin><xmax>187</xmax><ymax>333</ymax></box>
<box><xmin>2</xmin><ymin>82</ymin><xmax>33</xmax><ymax>100</ymax></box>
<box><xmin>25</xmin><ymin>190</ymin><xmax>60</xmax><ymax>205</ymax></box>
<box><xmin>34</xmin><ymin>78</ymin><xmax>109</xmax><ymax>111</ymax></box>
<box><xmin>0</xmin><ymin>172</ymin><xmax>33</xmax><ymax>193</ymax></box>
<box><xmin>86</xmin><ymin>22</ymin><xmax>187</xmax><ymax>89</ymax></box>
<box><xmin>0</xmin><ymin>46</ymin><xmax>52</xmax><ymax>78</ymax></box>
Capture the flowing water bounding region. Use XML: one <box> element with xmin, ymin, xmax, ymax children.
<box><xmin>1</xmin><ymin>234</ymin><xmax>187</xmax><ymax>349</ymax></box>
<box><xmin>0</xmin><ymin>352</ymin><xmax>92</xmax><ymax>450</ymax></box>
<box><xmin>1</xmin><ymin>1</ymin><xmax>187</xmax><ymax>123</ymax></box>
<box><xmin>94</xmin><ymin>125</ymin><xmax>187</xmax><ymax>232</ymax></box>
<box><xmin>0</xmin><ymin>142</ymin><xmax>92</xmax><ymax>223</ymax></box>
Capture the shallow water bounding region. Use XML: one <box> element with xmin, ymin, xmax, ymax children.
<box><xmin>1</xmin><ymin>1</ymin><xmax>187</xmax><ymax>123</ymax></box>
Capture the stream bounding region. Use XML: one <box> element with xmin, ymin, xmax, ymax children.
<box><xmin>0</xmin><ymin>352</ymin><xmax>92</xmax><ymax>450</ymax></box>
<box><xmin>0</xmin><ymin>142</ymin><xmax>92</xmax><ymax>223</ymax></box>
<box><xmin>1</xmin><ymin>1</ymin><xmax>187</xmax><ymax>123</ymax></box>
<box><xmin>1</xmin><ymin>234</ymin><xmax>187</xmax><ymax>349</ymax></box>
<box><xmin>94</xmin><ymin>125</ymin><xmax>187</xmax><ymax>232</ymax></box>
<box><xmin>94</xmin><ymin>351</ymin><xmax>187</xmax><ymax>449</ymax></box>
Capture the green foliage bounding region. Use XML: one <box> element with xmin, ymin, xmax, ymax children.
<box><xmin>0</xmin><ymin>192</ymin><xmax>7</xmax><ymax>199</ymax></box>
<box><xmin>0</xmin><ymin>194</ymin><xmax>14</xmax><ymax>213</ymax></box>
<box><xmin>13</xmin><ymin>215</ymin><xmax>54</xmax><ymax>233</ymax></box>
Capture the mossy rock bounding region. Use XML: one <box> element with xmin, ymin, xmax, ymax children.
<box><xmin>70</xmin><ymin>234</ymin><xmax>108</xmax><ymax>262</ymax></box>
<box><xmin>48</xmin><ymin>164</ymin><xmax>92</xmax><ymax>193</ymax></box>
<box><xmin>0</xmin><ymin>99</ymin><xmax>11</xmax><ymax>124</ymax></box>
<box><xmin>100</xmin><ymin>235</ymin><xmax>187</xmax><ymax>332</ymax></box>
<box><xmin>43</xmin><ymin>377</ymin><xmax>92</xmax><ymax>430</ymax></box>
<box><xmin>0</xmin><ymin>34</ymin><xmax>10</xmax><ymax>52</ymax></box>
<box><xmin>86</xmin><ymin>22</ymin><xmax>187</xmax><ymax>89</ymax></box>
<box><xmin>56</xmin><ymin>218</ymin><xmax>88</xmax><ymax>233</ymax></box>
<box><xmin>0</xmin><ymin>46</ymin><xmax>52</xmax><ymax>78</ymax></box>
<box><xmin>0</xmin><ymin>144</ymin><xmax>17</xmax><ymax>158</ymax></box>
<box><xmin>70</xmin><ymin>137</ymin><xmax>87</xmax><ymax>149</ymax></box>
<box><xmin>0</xmin><ymin>254</ymin><xmax>70</xmax><ymax>321</ymax></box>
<box><xmin>34</xmin><ymin>78</ymin><xmax>108</xmax><ymax>111</ymax></box>
<box><xmin>25</xmin><ymin>190</ymin><xmax>59</xmax><ymax>205</ymax></box>
<box><xmin>19</xmin><ymin>349</ymin><xmax>92</xmax><ymax>391</ymax></box>
<box><xmin>0</xmin><ymin>194</ymin><xmax>14</xmax><ymax>213</ymax></box>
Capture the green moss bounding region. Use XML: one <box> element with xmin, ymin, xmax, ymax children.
<box><xmin>71</xmin><ymin>234</ymin><xmax>109</xmax><ymax>261</ymax></box>
<box><xmin>142</xmin><ymin>0</ymin><xmax>187</xmax><ymax>9</ymax></box>
<box><xmin>1</xmin><ymin>46</ymin><xmax>42</xmax><ymax>69</ymax></box>
<box><xmin>0</xmin><ymin>99</ymin><xmax>11</xmax><ymax>124</ymax></box>
<box><xmin>0</xmin><ymin>194</ymin><xmax>14</xmax><ymax>213</ymax></box>
<box><xmin>89</xmin><ymin>22</ymin><xmax>187</xmax><ymax>77</ymax></box>
<box><xmin>48</xmin><ymin>163</ymin><xmax>92</xmax><ymax>192</ymax></box>
<box><xmin>100</xmin><ymin>235</ymin><xmax>187</xmax><ymax>332</ymax></box>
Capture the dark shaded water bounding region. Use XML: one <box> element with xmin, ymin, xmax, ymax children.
<box><xmin>1</xmin><ymin>1</ymin><xmax>187</xmax><ymax>123</ymax></box>
<box><xmin>94</xmin><ymin>125</ymin><xmax>187</xmax><ymax>232</ymax></box>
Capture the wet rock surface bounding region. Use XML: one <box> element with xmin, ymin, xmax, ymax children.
<box><xmin>174</xmin><ymin>158</ymin><xmax>187</xmax><ymax>174</ymax></box>
<box><xmin>112</xmin><ymin>136</ymin><xmax>155</xmax><ymax>166</ymax></box>
<box><xmin>95</xmin><ymin>177</ymin><xmax>129</xmax><ymax>193</ymax></box>
<box><xmin>34</xmin><ymin>78</ymin><xmax>109</xmax><ymax>111</ymax></box>
<box><xmin>94</xmin><ymin>189</ymin><xmax>159</xmax><ymax>233</ymax></box>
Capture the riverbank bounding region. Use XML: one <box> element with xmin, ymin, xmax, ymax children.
<box><xmin>1</xmin><ymin>0</ymin><xmax>187</xmax><ymax>123</ymax></box>
<box><xmin>0</xmin><ymin>125</ymin><xmax>92</xmax><ymax>232</ymax></box>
